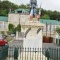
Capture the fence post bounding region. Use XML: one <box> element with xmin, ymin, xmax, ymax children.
<box><xmin>45</xmin><ymin>49</ymin><xmax>49</xmax><ymax>60</ymax></box>
<box><xmin>14</xmin><ymin>47</ymin><xmax>18</xmax><ymax>60</ymax></box>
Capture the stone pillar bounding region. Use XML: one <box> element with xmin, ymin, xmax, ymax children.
<box><xmin>3</xmin><ymin>22</ymin><xmax>5</xmax><ymax>29</ymax></box>
<box><xmin>16</xmin><ymin>31</ymin><xmax>18</xmax><ymax>40</ymax></box>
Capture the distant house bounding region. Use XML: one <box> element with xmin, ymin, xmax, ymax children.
<box><xmin>0</xmin><ymin>16</ymin><xmax>8</xmax><ymax>32</ymax></box>
<box><xmin>8</xmin><ymin>8</ymin><xmax>30</xmax><ymax>27</ymax></box>
<box><xmin>40</xmin><ymin>19</ymin><xmax>60</xmax><ymax>37</ymax></box>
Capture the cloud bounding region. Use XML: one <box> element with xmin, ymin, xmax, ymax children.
<box><xmin>9</xmin><ymin>0</ymin><xmax>29</xmax><ymax>5</ymax></box>
<box><xmin>39</xmin><ymin>0</ymin><xmax>60</xmax><ymax>11</ymax></box>
<box><xmin>9</xmin><ymin>0</ymin><xmax>60</xmax><ymax>12</ymax></box>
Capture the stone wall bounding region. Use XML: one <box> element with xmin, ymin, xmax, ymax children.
<box><xmin>8</xmin><ymin>14</ymin><xmax>29</xmax><ymax>27</ymax></box>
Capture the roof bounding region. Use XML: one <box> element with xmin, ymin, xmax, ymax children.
<box><xmin>16</xmin><ymin>8</ymin><xmax>23</xmax><ymax>11</ymax></box>
<box><xmin>16</xmin><ymin>8</ymin><xmax>30</xmax><ymax>12</ymax></box>
<box><xmin>10</xmin><ymin>8</ymin><xmax>30</xmax><ymax>14</ymax></box>
<box><xmin>40</xmin><ymin>19</ymin><xmax>60</xmax><ymax>25</ymax></box>
<box><xmin>0</xmin><ymin>16</ymin><xmax>8</xmax><ymax>22</ymax></box>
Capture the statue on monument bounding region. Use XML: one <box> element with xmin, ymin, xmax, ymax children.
<box><xmin>30</xmin><ymin>0</ymin><xmax>37</xmax><ymax>8</ymax></box>
<box><xmin>30</xmin><ymin>0</ymin><xmax>37</xmax><ymax>17</ymax></box>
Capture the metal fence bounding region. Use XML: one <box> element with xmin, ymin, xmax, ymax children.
<box><xmin>0</xmin><ymin>47</ymin><xmax>60</xmax><ymax>60</ymax></box>
<box><xmin>0</xmin><ymin>45</ymin><xmax>8</xmax><ymax>60</ymax></box>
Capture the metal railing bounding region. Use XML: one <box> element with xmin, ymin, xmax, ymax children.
<box><xmin>7</xmin><ymin>47</ymin><xmax>60</xmax><ymax>60</ymax></box>
<box><xmin>0</xmin><ymin>45</ymin><xmax>8</xmax><ymax>60</ymax></box>
<box><xmin>0</xmin><ymin>46</ymin><xmax>60</xmax><ymax>60</ymax></box>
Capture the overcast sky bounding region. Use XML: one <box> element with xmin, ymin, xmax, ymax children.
<box><xmin>8</xmin><ymin>0</ymin><xmax>60</xmax><ymax>12</ymax></box>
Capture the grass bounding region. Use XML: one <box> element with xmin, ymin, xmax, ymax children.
<box><xmin>6</xmin><ymin>35</ymin><xmax>14</xmax><ymax>42</ymax></box>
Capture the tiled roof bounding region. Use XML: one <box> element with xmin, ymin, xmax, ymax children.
<box><xmin>40</xmin><ymin>19</ymin><xmax>60</xmax><ymax>25</ymax></box>
<box><xmin>0</xmin><ymin>16</ymin><xmax>60</xmax><ymax>25</ymax></box>
<box><xmin>16</xmin><ymin>8</ymin><xmax>30</xmax><ymax>12</ymax></box>
<box><xmin>0</xmin><ymin>16</ymin><xmax>8</xmax><ymax>22</ymax></box>
<box><xmin>16</xmin><ymin>8</ymin><xmax>23</xmax><ymax>11</ymax></box>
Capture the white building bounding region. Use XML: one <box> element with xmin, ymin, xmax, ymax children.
<box><xmin>8</xmin><ymin>8</ymin><xmax>30</xmax><ymax>27</ymax></box>
<box><xmin>40</xmin><ymin>19</ymin><xmax>60</xmax><ymax>37</ymax></box>
<box><xmin>0</xmin><ymin>16</ymin><xmax>8</xmax><ymax>32</ymax></box>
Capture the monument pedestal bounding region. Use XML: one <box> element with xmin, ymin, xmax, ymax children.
<box><xmin>21</xmin><ymin>20</ymin><xmax>45</xmax><ymax>48</ymax></box>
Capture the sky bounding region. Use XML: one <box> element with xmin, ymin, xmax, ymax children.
<box><xmin>8</xmin><ymin>0</ymin><xmax>60</xmax><ymax>12</ymax></box>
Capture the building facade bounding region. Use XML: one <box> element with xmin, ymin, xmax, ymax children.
<box><xmin>8</xmin><ymin>8</ymin><xmax>30</xmax><ymax>27</ymax></box>
<box><xmin>0</xmin><ymin>16</ymin><xmax>8</xmax><ymax>32</ymax></box>
<box><xmin>40</xmin><ymin>19</ymin><xmax>60</xmax><ymax>37</ymax></box>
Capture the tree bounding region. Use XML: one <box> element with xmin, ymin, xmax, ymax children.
<box><xmin>41</xmin><ymin>14</ymin><xmax>50</xmax><ymax>20</ymax></box>
<box><xmin>8</xmin><ymin>24</ymin><xmax>14</xmax><ymax>34</ymax></box>
<box><xmin>8</xmin><ymin>24</ymin><xmax>14</xmax><ymax>31</ymax></box>
<box><xmin>19</xmin><ymin>4</ymin><xmax>26</xmax><ymax>9</ymax></box>
<box><xmin>26</xmin><ymin>4</ymin><xmax>30</xmax><ymax>9</ymax></box>
<box><xmin>8</xmin><ymin>24</ymin><xmax>21</xmax><ymax>34</ymax></box>
<box><xmin>0</xmin><ymin>1</ymin><xmax>18</xmax><ymax>16</ymax></box>
<box><xmin>13</xmin><ymin>27</ymin><xmax>17</xmax><ymax>34</ymax></box>
<box><xmin>1</xmin><ymin>0</ymin><xmax>60</xmax><ymax>20</ymax></box>
<box><xmin>16</xmin><ymin>24</ymin><xmax>21</xmax><ymax>32</ymax></box>
<box><xmin>55</xmin><ymin>27</ymin><xmax>60</xmax><ymax>35</ymax></box>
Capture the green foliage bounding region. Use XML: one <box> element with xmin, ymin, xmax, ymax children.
<box><xmin>8</xmin><ymin>24</ymin><xmax>21</xmax><ymax>34</ymax></box>
<box><xmin>19</xmin><ymin>4</ymin><xmax>26</xmax><ymax>9</ymax></box>
<box><xmin>8</xmin><ymin>24</ymin><xmax>15</xmax><ymax>34</ymax></box>
<box><xmin>13</xmin><ymin>27</ymin><xmax>17</xmax><ymax>34</ymax></box>
<box><xmin>0</xmin><ymin>1</ymin><xmax>60</xmax><ymax>20</ymax></box>
<box><xmin>8</xmin><ymin>24</ymin><xmax>14</xmax><ymax>31</ymax></box>
<box><xmin>6</xmin><ymin>35</ymin><xmax>14</xmax><ymax>42</ymax></box>
<box><xmin>26</xmin><ymin>4</ymin><xmax>30</xmax><ymax>9</ymax></box>
<box><xmin>41</xmin><ymin>14</ymin><xmax>50</xmax><ymax>19</ymax></box>
<box><xmin>19</xmin><ymin>4</ymin><xmax>30</xmax><ymax>9</ymax></box>
<box><xmin>16</xmin><ymin>24</ymin><xmax>21</xmax><ymax>32</ymax></box>
<box><xmin>41</xmin><ymin>9</ymin><xmax>60</xmax><ymax>20</ymax></box>
<box><xmin>55</xmin><ymin>27</ymin><xmax>60</xmax><ymax>35</ymax></box>
<box><xmin>0</xmin><ymin>1</ymin><xmax>18</xmax><ymax>16</ymax></box>
<box><xmin>1</xmin><ymin>31</ymin><xmax>5</xmax><ymax>35</ymax></box>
